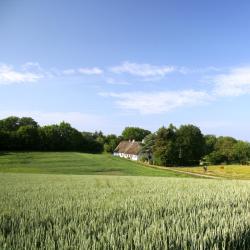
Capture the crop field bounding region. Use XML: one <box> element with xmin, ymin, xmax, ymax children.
<box><xmin>0</xmin><ymin>152</ymin><xmax>188</xmax><ymax>177</ymax></box>
<box><xmin>1</xmin><ymin>173</ymin><xmax>250</xmax><ymax>249</ymax></box>
<box><xmin>174</xmin><ymin>165</ymin><xmax>250</xmax><ymax>180</ymax></box>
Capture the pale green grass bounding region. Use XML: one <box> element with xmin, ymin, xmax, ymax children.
<box><xmin>0</xmin><ymin>173</ymin><xmax>250</xmax><ymax>249</ymax></box>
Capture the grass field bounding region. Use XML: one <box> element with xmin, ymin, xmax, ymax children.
<box><xmin>1</xmin><ymin>152</ymin><xmax>250</xmax><ymax>248</ymax></box>
<box><xmin>174</xmin><ymin>165</ymin><xmax>250</xmax><ymax>179</ymax></box>
<box><xmin>1</xmin><ymin>173</ymin><xmax>250</xmax><ymax>249</ymax></box>
<box><xmin>0</xmin><ymin>152</ymin><xmax>189</xmax><ymax>177</ymax></box>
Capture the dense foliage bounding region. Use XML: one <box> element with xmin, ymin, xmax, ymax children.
<box><xmin>142</xmin><ymin>124</ymin><xmax>205</xmax><ymax>166</ymax></box>
<box><xmin>1</xmin><ymin>174</ymin><xmax>250</xmax><ymax>249</ymax></box>
<box><xmin>0</xmin><ymin>116</ymin><xmax>103</xmax><ymax>153</ymax></box>
<box><xmin>142</xmin><ymin>124</ymin><xmax>250</xmax><ymax>166</ymax></box>
<box><xmin>1</xmin><ymin>116</ymin><xmax>250</xmax><ymax>165</ymax></box>
<box><xmin>122</xmin><ymin>126</ymin><xmax>151</xmax><ymax>141</ymax></box>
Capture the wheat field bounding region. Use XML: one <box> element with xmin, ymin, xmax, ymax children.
<box><xmin>1</xmin><ymin>173</ymin><xmax>250</xmax><ymax>249</ymax></box>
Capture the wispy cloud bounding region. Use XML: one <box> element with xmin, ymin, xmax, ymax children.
<box><xmin>100</xmin><ymin>90</ymin><xmax>211</xmax><ymax>114</ymax></box>
<box><xmin>0</xmin><ymin>62</ymin><xmax>104</xmax><ymax>85</ymax></box>
<box><xmin>0</xmin><ymin>64</ymin><xmax>43</xmax><ymax>84</ymax></box>
<box><xmin>62</xmin><ymin>67</ymin><xmax>103</xmax><ymax>76</ymax></box>
<box><xmin>78</xmin><ymin>67</ymin><xmax>103</xmax><ymax>75</ymax></box>
<box><xmin>110</xmin><ymin>61</ymin><xmax>176</xmax><ymax>78</ymax></box>
<box><xmin>213</xmin><ymin>66</ymin><xmax>250</xmax><ymax>96</ymax></box>
<box><xmin>105</xmin><ymin>77</ymin><xmax>131</xmax><ymax>85</ymax></box>
<box><xmin>62</xmin><ymin>69</ymin><xmax>77</xmax><ymax>75</ymax></box>
<box><xmin>179</xmin><ymin>66</ymin><xmax>221</xmax><ymax>74</ymax></box>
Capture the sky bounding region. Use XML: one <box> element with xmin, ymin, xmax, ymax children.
<box><xmin>1</xmin><ymin>0</ymin><xmax>250</xmax><ymax>140</ymax></box>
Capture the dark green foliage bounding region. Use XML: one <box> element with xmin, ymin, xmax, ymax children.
<box><xmin>153</xmin><ymin>125</ymin><xmax>177</xmax><ymax>166</ymax></box>
<box><xmin>214</xmin><ymin>137</ymin><xmax>237</xmax><ymax>163</ymax></box>
<box><xmin>205</xmin><ymin>137</ymin><xmax>250</xmax><ymax>165</ymax></box>
<box><xmin>16</xmin><ymin>125</ymin><xmax>40</xmax><ymax>150</ymax></box>
<box><xmin>19</xmin><ymin>117</ymin><xmax>38</xmax><ymax>128</ymax></box>
<box><xmin>0</xmin><ymin>117</ymin><xmax>103</xmax><ymax>153</ymax></box>
<box><xmin>0</xmin><ymin>116</ymin><xmax>20</xmax><ymax>131</ymax></box>
<box><xmin>1</xmin><ymin>115</ymin><xmax>249</xmax><ymax>165</ymax></box>
<box><xmin>0</xmin><ymin>130</ymin><xmax>10</xmax><ymax>150</ymax></box>
<box><xmin>176</xmin><ymin>125</ymin><xmax>205</xmax><ymax>166</ymax></box>
<box><xmin>122</xmin><ymin>127</ymin><xmax>151</xmax><ymax>141</ymax></box>
<box><xmin>152</xmin><ymin>124</ymin><xmax>205</xmax><ymax>166</ymax></box>
<box><xmin>0</xmin><ymin>116</ymin><xmax>38</xmax><ymax>131</ymax></box>
<box><xmin>140</xmin><ymin>133</ymin><xmax>156</xmax><ymax>164</ymax></box>
<box><xmin>204</xmin><ymin>135</ymin><xmax>217</xmax><ymax>155</ymax></box>
<box><xmin>233</xmin><ymin>141</ymin><xmax>250</xmax><ymax>164</ymax></box>
<box><xmin>103</xmin><ymin>134</ymin><xmax>121</xmax><ymax>153</ymax></box>
<box><xmin>205</xmin><ymin>137</ymin><xmax>237</xmax><ymax>164</ymax></box>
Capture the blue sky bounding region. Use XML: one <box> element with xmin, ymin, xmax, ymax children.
<box><xmin>1</xmin><ymin>0</ymin><xmax>250</xmax><ymax>140</ymax></box>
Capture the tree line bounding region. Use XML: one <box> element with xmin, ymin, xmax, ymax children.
<box><xmin>0</xmin><ymin>116</ymin><xmax>104</xmax><ymax>153</ymax></box>
<box><xmin>0</xmin><ymin>116</ymin><xmax>249</xmax><ymax>166</ymax></box>
<box><xmin>0</xmin><ymin>117</ymin><xmax>150</xmax><ymax>154</ymax></box>
<box><xmin>140</xmin><ymin>124</ymin><xmax>250</xmax><ymax>166</ymax></box>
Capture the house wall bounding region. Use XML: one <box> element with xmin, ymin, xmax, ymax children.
<box><xmin>113</xmin><ymin>152</ymin><xmax>139</xmax><ymax>161</ymax></box>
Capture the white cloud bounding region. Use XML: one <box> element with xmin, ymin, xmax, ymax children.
<box><xmin>62</xmin><ymin>69</ymin><xmax>76</xmax><ymax>75</ymax></box>
<box><xmin>213</xmin><ymin>66</ymin><xmax>250</xmax><ymax>96</ymax></box>
<box><xmin>78</xmin><ymin>67</ymin><xmax>103</xmax><ymax>75</ymax></box>
<box><xmin>100</xmin><ymin>90</ymin><xmax>211</xmax><ymax>114</ymax></box>
<box><xmin>0</xmin><ymin>63</ymin><xmax>104</xmax><ymax>84</ymax></box>
<box><xmin>179</xmin><ymin>66</ymin><xmax>221</xmax><ymax>75</ymax></box>
<box><xmin>0</xmin><ymin>64</ymin><xmax>43</xmax><ymax>84</ymax></box>
<box><xmin>105</xmin><ymin>77</ymin><xmax>131</xmax><ymax>85</ymax></box>
<box><xmin>110</xmin><ymin>61</ymin><xmax>175</xmax><ymax>78</ymax></box>
<box><xmin>21</xmin><ymin>62</ymin><xmax>44</xmax><ymax>72</ymax></box>
<box><xmin>62</xmin><ymin>67</ymin><xmax>103</xmax><ymax>76</ymax></box>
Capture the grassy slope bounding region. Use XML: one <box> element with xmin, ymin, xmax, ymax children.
<box><xmin>174</xmin><ymin>165</ymin><xmax>250</xmax><ymax>179</ymax></box>
<box><xmin>0</xmin><ymin>152</ymin><xmax>189</xmax><ymax>177</ymax></box>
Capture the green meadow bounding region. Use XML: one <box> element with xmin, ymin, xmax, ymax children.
<box><xmin>0</xmin><ymin>152</ymin><xmax>188</xmax><ymax>177</ymax></box>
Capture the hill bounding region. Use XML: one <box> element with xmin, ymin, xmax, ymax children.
<box><xmin>0</xmin><ymin>152</ymin><xmax>189</xmax><ymax>177</ymax></box>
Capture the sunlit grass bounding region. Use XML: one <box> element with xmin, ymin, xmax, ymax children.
<box><xmin>174</xmin><ymin>165</ymin><xmax>250</xmax><ymax>179</ymax></box>
<box><xmin>0</xmin><ymin>152</ymin><xmax>188</xmax><ymax>177</ymax></box>
<box><xmin>1</xmin><ymin>173</ymin><xmax>250</xmax><ymax>249</ymax></box>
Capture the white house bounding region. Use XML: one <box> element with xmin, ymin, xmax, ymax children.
<box><xmin>113</xmin><ymin>140</ymin><xmax>141</xmax><ymax>161</ymax></box>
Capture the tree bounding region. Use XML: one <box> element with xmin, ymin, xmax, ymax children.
<box><xmin>122</xmin><ymin>127</ymin><xmax>151</xmax><ymax>141</ymax></box>
<box><xmin>16</xmin><ymin>125</ymin><xmax>40</xmax><ymax>150</ymax></box>
<box><xmin>153</xmin><ymin>124</ymin><xmax>177</xmax><ymax>166</ymax></box>
<box><xmin>140</xmin><ymin>133</ymin><xmax>156</xmax><ymax>164</ymax></box>
<box><xmin>40</xmin><ymin>122</ymin><xmax>87</xmax><ymax>151</ymax></box>
<box><xmin>0</xmin><ymin>130</ymin><xmax>10</xmax><ymax>150</ymax></box>
<box><xmin>214</xmin><ymin>136</ymin><xmax>237</xmax><ymax>164</ymax></box>
<box><xmin>233</xmin><ymin>141</ymin><xmax>250</xmax><ymax>164</ymax></box>
<box><xmin>93</xmin><ymin>131</ymin><xmax>106</xmax><ymax>145</ymax></box>
<box><xmin>39</xmin><ymin>124</ymin><xmax>62</xmax><ymax>150</ymax></box>
<box><xmin>204</xmin><ymin>135</ymin><xmax>217</xmax><ymax>155</ymax></box>
<box><xmin>176</xmin><ymin>125</ymin><xmax>205</xmax><ymax>165</ymax></box>
<box><xmin>19</xmin><ymin>117</ymin><xmax>38</xmax><ymax>128</ymax></box>
<box><xmin>104</xmin><ymin>134</ymin><xmax>120</xmax><ymax>153</ymax></box>
<box><xmin>0</xmin><ymin>116</ymin><xmax>20</xmax><ymax>131</ymax></box>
